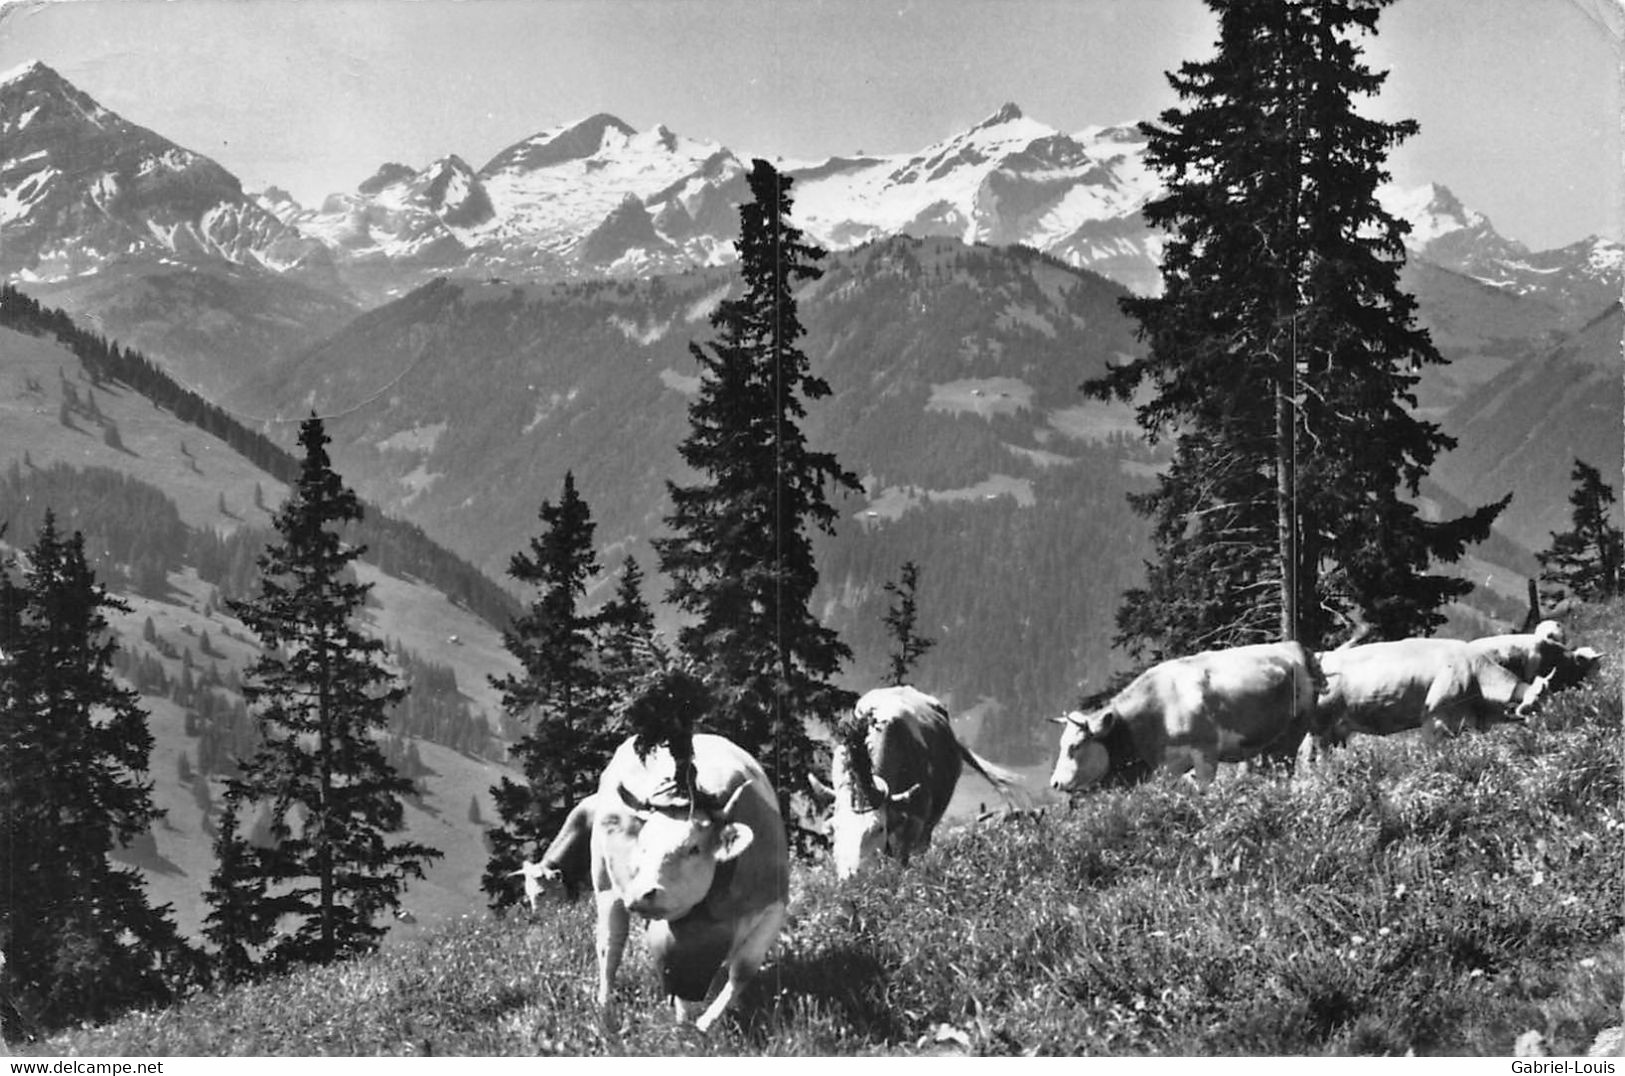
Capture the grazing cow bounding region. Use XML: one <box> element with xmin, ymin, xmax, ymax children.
<box><xmin>1468</xmin><ymin>620</ymin><xmax>1602</xmax><ymax>693</ymax></box>
<box><xmin>1311</xmin><ymin>636</ymin><xmax>1549</xmax><ymax>750</ymax></box>
<box><xmin>590</xmin><ymin>733</ymin><xmax>788</xmax><ymax>1033</ymax></box>
<box><xmin>1048</xmin><ymin>641</ymin><xmax>1322</xmax><ymax>792</ymax></box>
<box><xmin>808</xmin><ymin>685</ymin><xmax>1021</xmax><ymax>879</ymax></box>
<box><xmin>511</xmin><ymin>794</ymin><xmax>599</xmax><ymax>909</ymax></box>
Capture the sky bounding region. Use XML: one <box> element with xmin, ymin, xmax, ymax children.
<box><xmin>0</xmin><ymin>0</ymin><xmax>1619</xmax><ymax>250</ymax></box>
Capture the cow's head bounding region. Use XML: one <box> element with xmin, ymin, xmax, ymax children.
<box><xmin>508</xmin><ymin>859</ymin><xmax>554</xmax><ymax>912</ymax></box>
<box><xmin>602</xmin><ymin>780</ymin><xmax>755</xmax><ymax>920</ymax></box>
<box><xmin>816</xmin><ymin>743</ymin><xmax>923</xmax><ymax>879</ymax></box>
<box><xmin>1049</xmin><ymin>708</ymin><xmax>1115</xmax><ymax>792</ymax></box>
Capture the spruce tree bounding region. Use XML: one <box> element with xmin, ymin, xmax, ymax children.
<box><xmin>655</xmin><ymin>159</ymin><xmax>861</xmax><ymax>848</ymax></box>
<box><xmin>0</xmin><ymin>513</ymin><xmax>190</xmax><ymax>1032</ymax></box>
<box><xmin>595</xmin><ymin>554</ymin><xmax>660</xmax><ymax>685</ymax></box>
<box><xmin>1089</xmin><ymin>0</ymin><xmax>1505</xmax><ymax>657</ymax></box>
<box><xmin>882</xmin><ymin>560</ymin><xmax>935</xmax><ymax>686</ymax></box>
<box><xmin>482</xmin><ymin>472</ymin><xmax>617</xmax><ymax>910</ymax></box>
<box><xmin>221</xmin><ymin>416</ymin><xmax>439</xmax><ymax>967</ymax></box>
<box><xmin>1537</xmin><ymin>458</ymin><xmax>1623</xmax><ymax>604</ymax></box>
<box><xmin>199</xmin><ymin>799</ymin><xmax>272</xmax><ymax>984</ymax></box>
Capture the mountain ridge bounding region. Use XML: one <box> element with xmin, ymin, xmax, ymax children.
<box><xmin>4</xmin><ymin>65</ymin><xmax>1616</xmax><ymax>319</ymax></box>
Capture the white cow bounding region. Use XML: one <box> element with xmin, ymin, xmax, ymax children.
<box><xmin>590</xmin><ymin>733</ymin><xmax>788</xmax><ymax>1033</ymax></box>
<box><xmin>1311</xmin><ymin>636</ymin><xmax>1549</xmax><ymax>750</ymax></box>
<box><xmin>809</xmin><ymin>685</ymin><xmax>1021</xmax><ymax>879</ymax></box>
<box><xmin>1049</xmin><ymin>641</ymin><xmax>1322</xmax><ymax>791</ymax></box>
<box><xmin>512</xmin><ymin>794</ymin><xmax>599</xmax><ymax>908</ymax></box>
<box><xmin>1468</xmin><ymin>620</ymin><xmax>1601</xmax><ymax>692</ymax></box>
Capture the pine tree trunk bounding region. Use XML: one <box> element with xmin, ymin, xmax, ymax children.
<box><xmin>319</xmin><ymin>658</ymin><xmax>334</xmax><ymax>958</ymax></box>
<box><xmin>1276</xmin><ymin>378</ymin><xmax>1298</xmax><ymax>643</ymax></box>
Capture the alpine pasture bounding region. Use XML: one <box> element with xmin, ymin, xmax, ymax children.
<box><xmin>31</xmin><ymin>601</ymin><xmax>1622</xmax><ymax>1057</ymax></box>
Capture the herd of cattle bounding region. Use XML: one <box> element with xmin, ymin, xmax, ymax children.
<box><xmin>513</xmin><ymin>620</ymin><xmax>1602</xmax><ymax>1033</ymax></box>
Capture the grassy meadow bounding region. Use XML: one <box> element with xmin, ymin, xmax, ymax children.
<box><xmin>26</xmin><ymin>601</ymin><xmax>1624</xmax><ymax>1057</ymax></box>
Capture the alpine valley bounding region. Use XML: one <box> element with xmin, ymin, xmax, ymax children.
<box><xmin>1</xmin><ymin>60</ymin><xmax>1619</xmax><ymax>937</ymax></box>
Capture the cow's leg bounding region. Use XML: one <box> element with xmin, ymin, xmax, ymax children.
<box><xmin>1189</xmin><ymin>755</ymin><xmax>1218</xmax><ymax>786</ymax></box>
<box><xmin>1513</xmin><ymin>672</ymin><xmax>1551</xmax><ymax>717</ymax></box>
<box><xmin>1421</xmin><ymin>665</ymin><xmax>1477</xmax><ymax>743</ymax></box>
<box><xmin>594</xmin><ymin>889</ymin><xmax>630</xmax><ymax>1016</ymax></box>
<box><xmin>694</xmin><ymin>901</ymin><xmax>787</xmax><ymax>1034</ymax></box>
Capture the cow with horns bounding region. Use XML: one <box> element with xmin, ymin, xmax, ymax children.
<box><xmin>509</xmin><ymin>794</ymin><xmax>598</xmax><ymax>909</ymax></box>
<box><xmin>581</xmin><ymin>670</ymin><xmax>788</xmax><ymax>1033</ymax></box>
<box><xmin>1049</xmin><ymin>641</ymin><xmax>1323</xmax><ymax>792</ymax></box>
<box><xmin>809</xmin><ymin>685</ymin><xmax>1022</xmax><ymax>879</ymax></box>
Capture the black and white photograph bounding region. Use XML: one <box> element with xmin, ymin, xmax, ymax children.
<box><xmin>0</xmin><ymin>0</ymin><xmax>1620</xmax><ymax>1057</ymax></box>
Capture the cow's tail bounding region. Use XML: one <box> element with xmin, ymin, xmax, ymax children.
<box><xmin>957</xmin><ymin>741</ymin><xmax>1027</xmax><ymax>806</ymax></box>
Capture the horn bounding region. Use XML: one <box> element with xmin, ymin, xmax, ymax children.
<box><xmin>806</xmin><ymin>771</ymin><xmax>836</xmax><ymax>804</ymax></box>
<box><xmin>713</xmin><ymin>780</ymin><xmax>752</xmax><ymax>819</ymax></box>
<box><xmin>888</xmin><ymin>782</ymin><xmax>921</xmax><ymax>804</ymax></box>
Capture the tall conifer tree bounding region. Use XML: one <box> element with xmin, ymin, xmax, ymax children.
<box><xmin>482</xmin><ymin>472</ymin><xmax>617</xmax><ymax>909</ymax></box>
<box><xmin>0</xmin><ymin>513</ymin><xmax>189</xmax><ymax>1031</ymax></box>
<box><xmin>221</xmin><ymin>416</ymin><xmax>439</xmax><ymax>967</ymax></box>
<box><xmin>656</xmin><ymin>159</ymin><xmax>861</xmax><ymax>847</ymax></box>
<box><xmin>1089</xmin><ymin>0</ymin><xmax>1505</xmax><ymax>657</ymax></box>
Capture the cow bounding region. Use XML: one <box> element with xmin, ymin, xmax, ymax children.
<box><xmin>589</xmin><ymin>732</ymin><xmax>788</xmax><ymax>1033</ymax></box>
<box><xmin>1048</xmin><ymin>641</ymin><xmax>1322</xmax><ymax>792</ymax></box>
<box><xmin>1468</xmin><ymin>620</ymin><xmax>1602</xmax><ymax>693</ymax></box>
<box><xmin>808</xmin><ymin>685</ymin><xmax>1021</xmax><ymax>879</ymax></box>
<box><xmin>1310</xmin><ymin>636</ymin><xmax>1549</xmax><ymax>751</ymax></box>
<box><xmin>511</xmin><ymin>794</ymin><xmax>599</xmax><ymax>909</ymax></box>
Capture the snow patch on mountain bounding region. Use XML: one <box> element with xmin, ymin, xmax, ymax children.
<box><xmin>378</xmin><ymin>422</ymin><xmax>448</xmax><ymax>455</ymax></box>
<box><xmin>0</xmin><ymin>164</ymin><xmax>56</xmax><ymax>223</ymax></box>
<box><xmin>685</xmin><ymin>283</ymin><xmax>731</xmax><ymax>323</ymax></box>
<box><xmin>609</xmin><ymin>314</ymin><xmax>669</xmax><ymax>345</ymax></box>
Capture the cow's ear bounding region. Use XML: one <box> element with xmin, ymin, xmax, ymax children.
<box><xmin>712</xmin><ymin>822</ymin><xmax>755</xmax><ymax>863</ymax></box>
<box><xmin>1084</xmin><ymin>709</ymin><xmax>1117</xmax><ymax>736</ymax></box>
<box><xmin>616</xmin><ymin>782</ymin><xmax>652</xmax><ymax>816</ymax></box>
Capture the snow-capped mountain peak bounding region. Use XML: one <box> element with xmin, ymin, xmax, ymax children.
<box><xmin>0</xmin><ymin>59</ymin><xmax>332</xmax><ymax>280</ymax></box>
<box><xmin>1380</xmin><ymin>181</ymin><xmax>1508</xmax><ymax>249</ymax></box>
<box><xmin>1379</xmin><ymin>181</ymin><xmax>1617</xmax><ymax>315</ymax></box>
<box><xmin>2</xmin><ymin>65</ymin><xmax>1615</xmax><ymax>315</ymax></box>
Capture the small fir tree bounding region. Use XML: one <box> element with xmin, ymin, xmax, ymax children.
<box><xmin>221</xmin><ymin>416</ymin><xmax>440</xmax><ymax>967</ymax></box>
<box><xmin>882</xmin><ymin>560</ymin><xmax>935</xmax><ymax>686</ymax></box>
<box><xmin>1538</xmin><ymin>458</ymin><xmax>1624</xmax><ymax>604</ymax></box>
<box><xmin>200</xmin><ymin>798</ymin><xmax>274</xmax><ymax>984</ymax></box>
<box><xmin>482</xmin><ymin>472</ymin><xmax>617</xmax><ymax>910</ymax></box>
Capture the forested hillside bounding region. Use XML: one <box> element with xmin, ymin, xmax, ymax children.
<box><xmin>0</xmin><ymin>297</ymin><xmax>527</xmax><ymax>948</ymax></box>
<box><xmin>224</xmin><ymin>241</ymin><xmax>1167</xmax><ymax>759</ymax></box>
